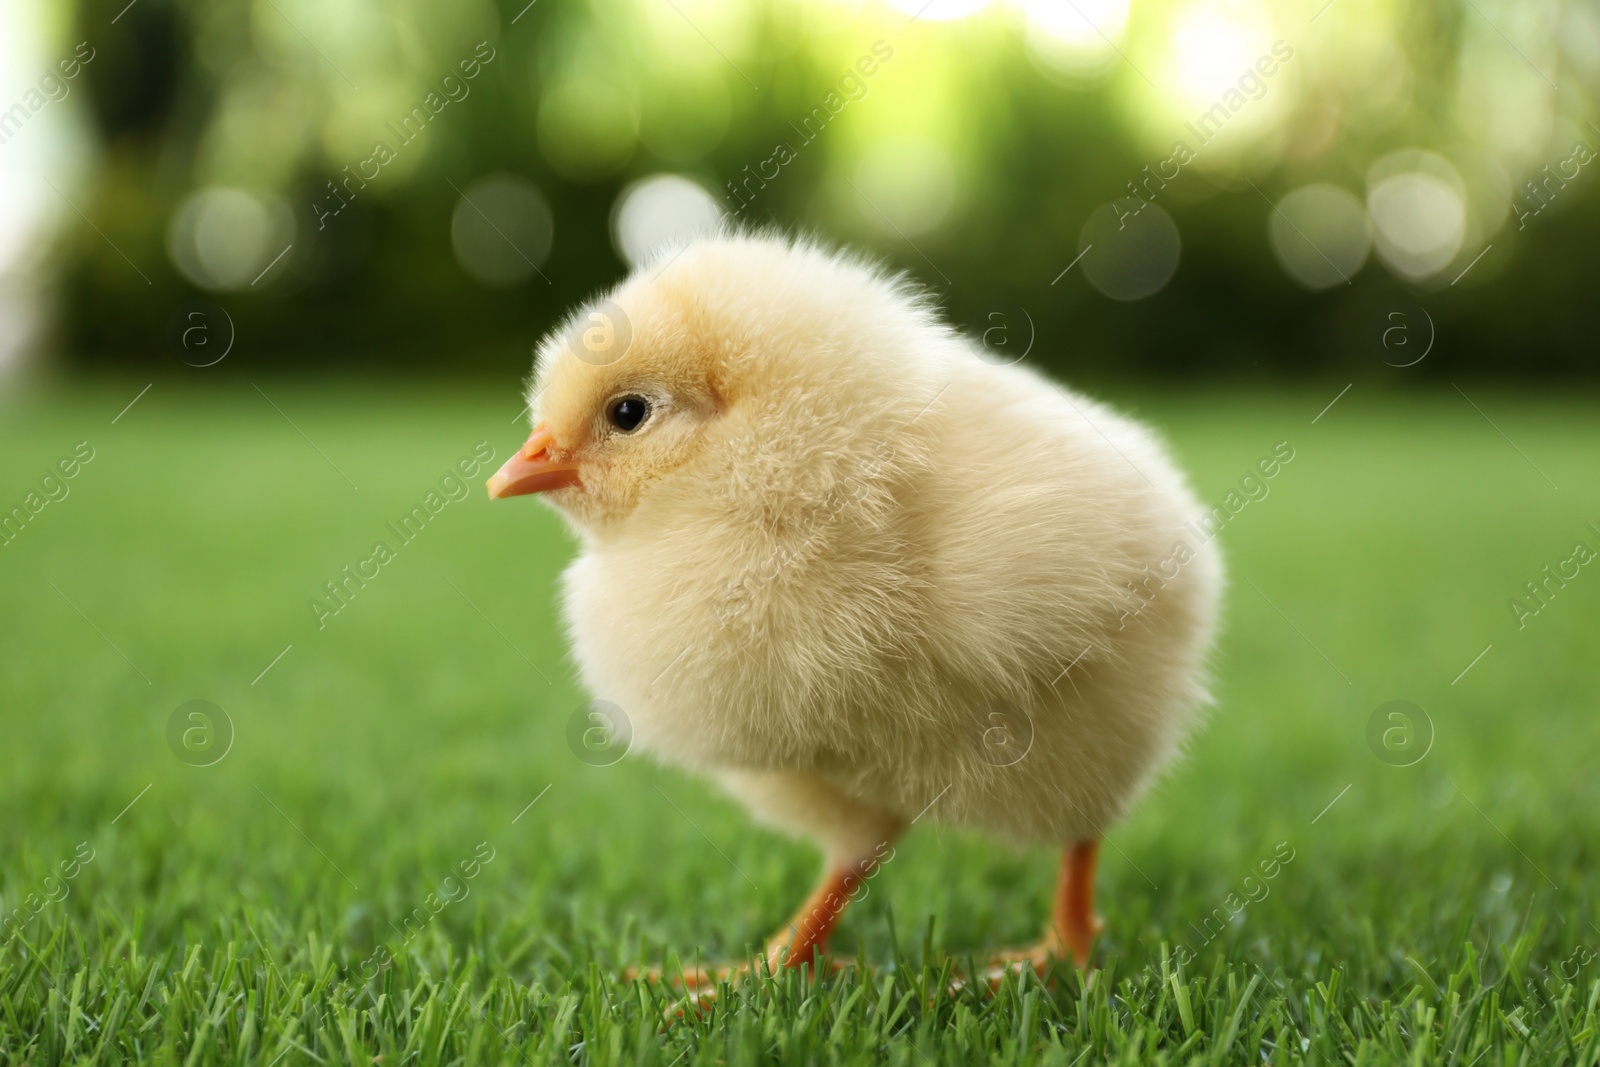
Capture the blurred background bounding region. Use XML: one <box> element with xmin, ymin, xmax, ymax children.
<box><xmin>2</xmin><ymin>0</ymin><xmax>1597</xmax><ymax>384</ymax></box>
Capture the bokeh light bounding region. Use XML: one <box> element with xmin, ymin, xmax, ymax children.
<box><xmin>1367</xmin><ymin>150</ymin><xmax>1467</xmax><ymax>281</ymax></box>
<box><xmin>1077</xmin><ymin>199</ymin><xmax>1181</xmax><ymax>301</ymax></box>
<box><xmin>884</xmin><ymin>0</ymin><xmax>992</xmax><ymax>21</ymax></box>
<box><xmin>852</xmin><ymin>135</ymin><xmax>959</xmax><ymax>238</ymax></box>
<box><xmin>1166</xmin><ymin>0</ymin><xmax>1272</xmax><ymax>109</ymax></box>
<box><xmin>165</xmin><ymin>187</ymin><xmax>294</xmax><ymax>292</ymax></box>
<box><xmin>1268</xmin><ymin>184</ymin><xmax>1370</xmax><ymax>291</ymax></box>
<box><xmin>611</xmin><ymin>174</ymin><xmax>723</xmax><ymax>269</ymax></box>
<box><xmin>450</xmin><ymin>174</ymin><xmax>554</xmax><ymax>288</ymax></box>
<box><xmin>1019</xmin><ymin>0</ymin><xmax>1128</xmax><ymax>82</ymax></box>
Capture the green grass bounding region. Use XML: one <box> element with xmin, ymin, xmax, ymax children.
<box><xmin>1</xmin><ymin>381</ymin><xmax>1597</xmax><ymax>1066</ymax></box>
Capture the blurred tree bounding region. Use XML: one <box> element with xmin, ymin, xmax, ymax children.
<box><xmin>29</xmin><ymin>0</ymin><xmax>1600</xmax><ymax>381</ymax></box>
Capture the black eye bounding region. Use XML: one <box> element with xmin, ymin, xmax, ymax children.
<box><xmin>607</xmin><ymin>396</ymin><xmax>649</xmax><ymax>433</ymax></box>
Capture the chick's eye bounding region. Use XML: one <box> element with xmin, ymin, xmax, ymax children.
<box><xmin>607</xmin><ymin>396</ymin><xmax>649</xmax><ymax>433</ymax></box>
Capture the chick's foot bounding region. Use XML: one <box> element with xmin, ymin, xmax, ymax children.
<box><xmin>629</xmin><ymin>859</ymin><xmax>880</xmax><ymax>989</ymax></box>
<box><xmin>949</xmin><ymin>838</ymin><xmax>1103</xmax><ymax>991</ymax></box>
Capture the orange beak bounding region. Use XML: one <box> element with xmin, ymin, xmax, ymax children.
<box><xmin>486</xmin><ymin>423</ymin><xmax>581</xmax><ymax>499</ymax></box>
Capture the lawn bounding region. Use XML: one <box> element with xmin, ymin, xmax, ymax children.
<box><xmin>1</xmin><ymin>381</ymin><xmax>1596</xmax><ymax>1065</ymax></box>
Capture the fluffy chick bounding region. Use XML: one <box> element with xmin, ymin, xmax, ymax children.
<box><xmin>488</xmin><ymin>234</ymin><xmax>1223</xmax><ymax>975</ymax></box>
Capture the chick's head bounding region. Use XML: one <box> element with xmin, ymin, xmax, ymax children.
<box><xmin>487</xmin><ymin>235</ymin><xmax>947</xmax><ymax>534</ymax></box>
<box><xmin>489</xmin><ymin>280</ymin><xmax>722</xmax><ymax>530</ymax></box>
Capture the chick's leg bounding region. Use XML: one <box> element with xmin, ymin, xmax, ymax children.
<box><xmin>1048</xmin><ymin>838</ymin><xmax>1102</xmax><ymax>967</ymax></box>
<box><xmin>983</xmin><ymin>837</ymin><xmax>1101</xmax><ymax>982</ymax></box>
<box><xmin>644</xmin><ymin>851</ymin><xmax>892</xmax><ymax>1021</ymax></box>
<box><xmin>764</xmin><ymin>846</ymin><xmax>890</xmax><ymax>970</ymax></box>
<box><xmin>643</xmin><ymin>770</ymin><xmax>903</xmax><ymax>987</ymax></box>
<box><xmin>734</xmin><ymin>768</ymin><xmax>905</xmax><ymax>972</ymax></box>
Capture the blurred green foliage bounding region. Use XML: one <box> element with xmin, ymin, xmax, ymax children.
<box><xmin>24</xmin><ymin>0</ymin><xmax>1600</xmax><ymax>379</ymax></box>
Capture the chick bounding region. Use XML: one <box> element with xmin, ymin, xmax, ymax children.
<box><xmin>489</xmin><ymin>234</ymin><xmax>1222</xmax><ymax>977</ymax></box>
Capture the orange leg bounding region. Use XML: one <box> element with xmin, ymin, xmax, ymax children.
<box><xmin>1049</xmin><ymin>838</ymin><xmax>1102</xmax><ymax>967</ymax></box>
<box><xmin>982</xmin><ymin>838</ymin><xmax>1102</xmax><ymax>983</ymax></box>
<box><xmin>636</xmin><ymin>838</ymin><xmax>1099</xmax><ymax>997</ymax></box>
<box><xmin>635</xmin><ymin>853</ymin><xmax>885</xmax><ymax>990</ymax></box>
<box><xmin>763</xmin><ymin>863</ymin><xmax>868</xmax><ymax>970</ymax></box>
